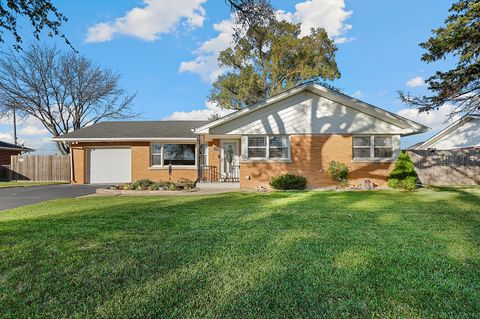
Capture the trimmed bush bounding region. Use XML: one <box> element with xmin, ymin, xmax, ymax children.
<box><xmin>270</xmin><ymin>174</ymin><xmax>307</xmax><ymax>190</ymax></box>
<box><xmin>328</xmin><ymin>160</ymin><xmax>349</xmax><ymax>185</ymax></box>
<box><xmin>388</xmin><ymin>152</ymin><xmax>418</xmax><ymax>190</ymax></box>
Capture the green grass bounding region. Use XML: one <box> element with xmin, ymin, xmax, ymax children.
<box><xmin>1</xmin><ymin>187</ymin><xmax>480</xmax><ymax>318</ymax></box>
<box><xmin>0</xmin><ymin>181</ymin><xmax>68</xmax><ymax>188</ymax></box>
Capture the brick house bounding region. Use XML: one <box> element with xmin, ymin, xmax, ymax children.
<box><xmin>53</xmin><ymin>83</ymin><xmax>429</xmax><ymax>189</ymax></box>
<box><xmin>0</xmin><ymin>141</ymin><xmax>33</xmax><ymax>165</ymax></box>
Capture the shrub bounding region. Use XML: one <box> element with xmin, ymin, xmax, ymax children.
<box><xmin>166</xmin><ymin>182</ymin><xmax>178</xmax><ymax>191</ymax></box>
<box><xmin>119</xmin><ymin>183</ymin><xmax>131</xmax><ymax>190</ymax></box>
<box><xmin>178</xmin><ymin>178</ymin><xmax>195</xmax><ymax>190</ymax></box>
<box><xmin>130</xmin><ymin>179</ymin><xmax>155</xmax><ymax>190</ymax></box>
<box><xmin>328</xmin><ymin>161</ymin><xmax>349</xmax><ymax>185</ymax></box>
<box><xmin>270</xmin><ymin>174</ymin><xmax>307</xmax><ymax>190</ymax></box>
<box><xmin>148</xmin><ymin>182</ymin><xmax>165</xmax><ymax>191</ymax></box>
<box><xmin>388</xmin><ymin>152</ymin><xmax>418</xmax><ymax>190</ymax></box>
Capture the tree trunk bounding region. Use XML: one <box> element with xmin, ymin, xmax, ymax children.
<box><xmin>56</xmin><ymin>141</ymin><xmax>70</xmax><ymax>155</ymax></box>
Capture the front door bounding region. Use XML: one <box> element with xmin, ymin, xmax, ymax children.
<box><xmin>221</xmin><ymin>141</ymin><xmax>240</xmax><ymax>181</ymax></box>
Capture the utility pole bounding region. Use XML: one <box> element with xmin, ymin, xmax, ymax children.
<box><xmin>13</xmin><ymin>106</ymin><xmax>18</xmax><ymax>145</ymax></box>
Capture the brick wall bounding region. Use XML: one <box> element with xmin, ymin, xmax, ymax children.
<box><xmin>71</xmin><ymin>135</ymin><xmax>395</xmax><ymax>188</ymax></box>
<box><xmin>240</xmin><ymin>135</ymin><xmax>395</xmax><ymax>189</ymax></box>
<box><xmin>0</xmin><ymin>150</ymin><xmax>21</xmax><ymax>165</ymax></box>
<box><xmin>72</xmin><ymin>142</ymin><xmax>198</xmax><ymax>184</ymax></box>
<box><xmin>208</xmin><ymin>138</ymin><xmax>221</xmax><ymax>169</ymax></box>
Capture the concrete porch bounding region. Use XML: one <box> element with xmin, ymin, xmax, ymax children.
<box><xmin>196</xmin><ymin>182</ymin><xmax>240</xmax><ymax>190</ymax></box>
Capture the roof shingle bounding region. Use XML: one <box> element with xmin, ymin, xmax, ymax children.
<box><xmin>0</xmin><ymin>140</ymin><xmax>34</xmax><ymax>152</ymax></box>
<box><xmin>56</xmin><ymin>121</ymin><xmax>209</xmax><ymax>140</ymax></box>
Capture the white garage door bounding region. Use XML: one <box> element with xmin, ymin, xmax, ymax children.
<box><xmin>88</xmin><ymin>148</ymin><xmax>131</xmax><ymax>184</ymax></box>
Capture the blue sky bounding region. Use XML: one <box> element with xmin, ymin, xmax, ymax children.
<box><xmin>0</xmin><ymin>0</ymin><xmax>457</xmax><ymax>153</ymax></box>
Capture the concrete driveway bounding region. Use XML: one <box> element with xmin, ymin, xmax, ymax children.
<box><xmin>0</xmin><ymin>184</ymin><xmax>103</xmax><ymax>211</ymax></box>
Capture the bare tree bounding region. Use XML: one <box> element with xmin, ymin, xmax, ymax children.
<box><xmin>0</xmin><ymin>45</ymin><xmax>136</xmax><ymax>154</ymax></box>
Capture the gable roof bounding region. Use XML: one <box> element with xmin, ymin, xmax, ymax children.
<box><xmin>0</xmin><ymin>140</ymin><xmax>34</xmax><ymax>152</ymax></box>
<box><xmin>53</xmin><ymin>121</ymin><xmax>209</xmax><ymax>142</ymax></box>
<box><xmin>193</xmin><ymin>82</ymin><xmax>430</xmax><ymax>136</ymax></box>
<box><xmin>413</xmin><ymin>114</ymin><xmax>480</xmax><ymax>150</ymax></box>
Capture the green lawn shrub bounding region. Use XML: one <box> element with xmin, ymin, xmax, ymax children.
<box><xmin>270</xmin><ymin>174</ymin><xmax>307</xmax><ymax>190</ymax></box>
<box><xmin>388</xmin><ymin>151</ymin><xmax>418</xmax><ymax>191</ymax></box>
<box><xmin>328</xmin><ymin>160</ymin><xmax>349</xmax><ymax>186</ymax></box>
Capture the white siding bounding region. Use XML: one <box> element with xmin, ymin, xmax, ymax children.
<box><xmin>429</xmin><ymin>118</ymin><xmax>480</xmax><ymax>150</ymax></box>
<box><xmin>210</xmin><ymin>92</ymin><xmax>404</xmax><ymax>135</ymax></box>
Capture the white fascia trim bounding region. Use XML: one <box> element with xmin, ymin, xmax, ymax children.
<box><xmin>414</xmin><ymin>115</ymin><xmax>474</xmax><ymax>150</ymax></box>
<box><xmin>193</xmin><ymin>83</ymin><xmax>430</xmax><ymax>135</ymax></box>
<box><xmin>52</xmin><ymin>137</ymin><xmax>198</xmax><ymax>142</ymax></box>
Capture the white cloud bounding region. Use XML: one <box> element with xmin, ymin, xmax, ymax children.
<box><xmin>406</xmin><ymin>76</ymin><xmax>426</xmax><ymax>88</ymax></box>
<box><xmin>334</xmin><ymin>36</ymin><xmax>354</xmax><ymax>44</ymax></box>
<box><xmin>351</xmin><ymin>90</ymin><xmax>364</xmax><ymax>99</ymax></box>
<box><xmin>19</xmin><ymin>125</ymin><xmax>49</xmax><ymax>136</ymax></box>
<box><xmin>0</xmin><ymin>116</ymin><xmax>56</xmax><ymax>153</ymax></box>
<box><xmin>163</xmin><ymin>101</ymin><xmax>235</xmax><ymax>120</ymax></box>
<box><xmin>180</xmin><ymin>0</ymin><xmax>353</xmax><ymax>82</ymax></box>
<box><xmin>86</xmin><ymin>0</ymin><xmax>207</xmax><ymax>43</ymax></box>
<box><xmin>397</xmin><ymin>104</ymin><xmax>459</xmax><ymax>130</ymax></box>
<box><xmin>282</xmin><ymin>0</ymin><xmax>353</xmax><ymax>38</ymax></box>
<box><xmin>179</xmin><ymin>18</ymin><xmax>234</xmax><ymax>82</ymax></box>
<box><xmin>0</xmin><ymin>132</ymin><xmax>13</xmax><ymax>142</ymax></box>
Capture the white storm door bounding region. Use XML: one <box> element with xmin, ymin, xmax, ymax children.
<box><xmin>221</xmin><ymin>141</ymin><xmax>240</xmax><ymax>178</ymax></box>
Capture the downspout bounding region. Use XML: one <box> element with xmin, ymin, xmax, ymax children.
<box><xmin>69</xmin><ymin>143</ymin><xmax>74</xmax><ymax>184</ymax></box>
<box><xmin>196</xmin><ymin>134</ymin><xmax>201</xmax><ymax>184</ymax></box>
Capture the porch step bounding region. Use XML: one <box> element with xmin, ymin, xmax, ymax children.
<box><xmin>196</xmin><ymin>182</ymin><xmax>240</xmax><ymax>190</ymax></box>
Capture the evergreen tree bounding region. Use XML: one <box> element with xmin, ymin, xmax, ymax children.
<box><xmin>388</xmin><ymin>152</ymin><xmax>418</xmax><ymax>191</ymax></box>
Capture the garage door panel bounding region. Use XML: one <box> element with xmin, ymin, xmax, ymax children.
<box><xmin>88</xmin><ymin>148</ymin><xmax>131</xmax><ymax>184</ymax></box>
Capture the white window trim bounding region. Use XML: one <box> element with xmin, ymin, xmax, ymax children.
<box><xmin>352</xmin><ymin>135</ymin><xmax>395</xmax><ymax>161</ymax></box>
<box><xmin>150</xmin><ymin>142</ymin><xmax>197</xmax><ymax>168</ymax></box>
<box><xmin>242</xmin><ymin>135</ymin><xmax>291</xmax><ymax>161</ymax></box>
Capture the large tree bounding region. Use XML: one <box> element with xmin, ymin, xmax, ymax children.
<box><xmin>225</xmin><ymin>0</ymin><xmax>275</xmax><ymax>41</ymax></box>
<box><xmin>400</xmin><ymin>0</ymin><xmax>480</xmax><ymax>117</ymax></box>
<box><xmin>0</xmin><ymin>0</ymin><xmax>70</xmax><ymax>50</ymax></box>
<box><xmin>209</xmin><ymin>19</ymin><xmax>340</xmax><ymax>110</ymax></box>
<box><xmin>0</xmin><ymin>45</ymin><xmax>135</xmax><ymax>154</ymax></box>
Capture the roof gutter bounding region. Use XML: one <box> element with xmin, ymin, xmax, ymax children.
<box><xmin>52</xmin><ymin>137</ymin><xmax>198</xmax><ymax>142</ymax></box>
<box><xmin>0</xmin><ymin>146</ymin><xmax>33</xmax><ymax>152</ymax></box>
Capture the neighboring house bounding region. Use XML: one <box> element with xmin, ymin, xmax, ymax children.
<box><xmin>53</xmin><ymin>83</ymin><xmax>429</xmax><ymax>189</ymax></box>
<box><xmin>413</xmin><ymin>114</ymin><xmax>480</xmax><ymax>150</ymax></box>
<box><xmin>0</xmin><ymin>141</ymin><xmax>33</xmax><ymax>165</ymax></box>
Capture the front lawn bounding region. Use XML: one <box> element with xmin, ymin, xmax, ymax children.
<box><xmin>0</xmin><ymin>181</ymin><xmax>68</xmax><ymax>188</ymax></box>
<box><xmin>1</xmin><ymin>188</ymin><xmax>479</xmax><ymax>318</ymax></box>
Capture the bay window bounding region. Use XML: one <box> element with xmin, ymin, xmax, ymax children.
<box><xmin>151</xmin><ymin>143</ymin><xmax>196</xmax><ymax>166</ymax></box>
<box><xmin>353</xmin><ymin>136</ymin><xmax>393</xmax><ymax>160</ymax></box>
<box><xmin>246</xmin><ymin>136</ymin><xmax>290</xmax><ymax>160</ymax></box>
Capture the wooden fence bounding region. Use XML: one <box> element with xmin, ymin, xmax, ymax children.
<box><xmin>7</xmin><ymin>155</ymin><xmax>70</xmax><ymax>182</ymax></box>
<box><xmin>408</xmin><ymin>150</ymin><xmax>480</xmax><ymax>186</ymax></box>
